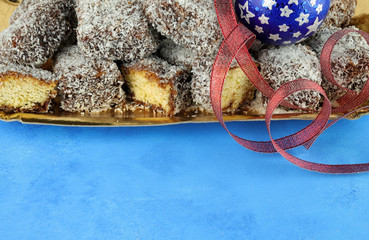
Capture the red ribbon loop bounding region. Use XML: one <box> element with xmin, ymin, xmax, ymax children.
<box><xmin>211</xmin><ymin>25</ymin><xmax>330</xmax><ymax>154</ymax></box>
<box><xmin>211</xmin><ymin>0</ymin><xmax>369</xmax><ymax>173</ymax></box>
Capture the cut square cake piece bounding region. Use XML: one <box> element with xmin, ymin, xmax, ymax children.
<box><xmin>191</xmin><ymin>56</ymin><xmax>256</xmax><ymax>113</ymax></box>
<box><xmin>0</xmin><ymin>62</ymin><xmax>58</xmax><ymax>113</ymax></box>
<box><xmin>120</xmin><ymin>56</ymin><xmax>191</xmax><ymax>116</ymax></box>
<box><xmin>54</xmin><ymin>46</ymin><xmax>125</xmax><ymax>113</ymax></box>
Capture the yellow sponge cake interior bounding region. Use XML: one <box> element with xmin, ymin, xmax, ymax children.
<box><xmin>124</xmin><ymin>70</ymin><xmax>174</xmax><ymax>114</ymax></box>
<box><xmin>0</xmin><ymin>64</ymin><xmax>57</xmax><ymax>113</ymax></box>
<box><xmin>0</xmin><ymin>73</ymin><xmax>56</xmax><ymax>111</ymax></box>
<box><xmin>122</xmin><ymin>56</ymin><xmax>190</xmax><ymax>116</ymax></box>
<box><xmin>222</xmin><ymin>67</ymin><xmax>256</xmax><ymax>111</ymax></box>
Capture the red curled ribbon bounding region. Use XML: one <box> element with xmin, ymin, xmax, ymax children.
<box><xmin>211</xmin><ymin>0</ymin><xmax>369</xmax><ymax>173</ymax></box>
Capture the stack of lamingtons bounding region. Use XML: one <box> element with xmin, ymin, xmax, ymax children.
<box><xmin>0</xmin><ymin>0</ymin><xmax>368</xmax><ymax>121</ymax></box>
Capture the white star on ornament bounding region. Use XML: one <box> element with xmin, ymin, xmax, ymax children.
<box><xmin>288</xmin><ymin>0</ymin><xmax>299</xmax><ymax>5</ymax></box>
<box><xmin>279</xmin><ymin>24</ymin><xmax>290</xmax><ymax>32</ymax></box>
<box><xmin>293</xmin><ymin>31</ymin><xmax>302</xmax><ymax>38</ymax></box>
<box><xmin>239</xmin><ymin>2</ymin><xmax>255</xmax><ymax>24</ymax></box>
<box><xmin>283</xmin><ymin>41</ymin><xmax>292</xmax><ymax>45</ymax></box>
<box><xmin>263</xmin><ymin>0</ymin><xmax>277</xmax><ymax>10</ymax></box>
<box><xmin>255</xmin><ymin>25</ymin><xmax>264</xmax><ymax>33</ymax></box>
<box><xmin>316</xmin><ymin>4</ymin><xmax>323</xmax><ymax>14</ymax></box>
<box><xmin>280</xmin><ymin>5</ymin><xmax>294</xmax><ymax>18</ymax></box>
<box><xmin>310</xmin><ymin>0</ymin><xmax>316</xmax><ymax>7</ymax></box>
<box><xmin>246</xmin><ymin>12</ymin><xmax>256</xmax><ymax>24</ymax></box>
<box><xmin>259</xmin><ymin>14</ymin><xmax>270</xmax><ymax>25</ymax></box>
<box><xmin>306</xmin><ymin>17</ymin><xmax>323</xmax><ymax>36</ymax></box>
<box><xmin>295</xmin><ymin>12</ymin><xmax>310</xmax><ymax>26</ymax></box>
<box><xmin>269</xmin><ymin>34</ymin><xmax>282</xmax><ymax>41</ymax></box>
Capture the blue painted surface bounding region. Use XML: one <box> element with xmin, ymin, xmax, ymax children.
<box><xmin>0</xmin><ymin>117</ymin><xmax>369</xmax><ymax>240</ymax></box>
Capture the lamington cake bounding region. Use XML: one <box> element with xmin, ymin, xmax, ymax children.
<box><xmin>76</xmin><ymin>0</ymin><xmax>159</xmax><ymax>62</ymax></box>
<box><xmin>321</xmin><ymin>0</ymin><xmax>357</xmax><ymax>28</ymax></box>
<box><xmin>0</xmin><ymin>0</ymin><xmax>72</xmax><ymax>67</ymax></box>
<box><xmin>142</xmin><ymin>0</ymin><xmax>223</xmax><ymax>56</ymax></box>
<box><xmin>256</xmin><ymin>44</ymin><xmax>323</xmax><ymax>110</ymax></box>
<box><xmin>121</xmin><ymin>56</ymin><xmax>191</xmax><ymax>116</ymax></box>
<box><xmin>54</xmin><ymin>46</ymin><xmax>125</xmax><ymax>113</ymax></box>
<box><xmin>158</xmin><ymin>39</ymin><xmax>197</xmax><ymax>71</ymax></box>
<box><xmin>191</xmin><ymin>56</ymin><xmax>256</xmax><ymax>113</ymax></box>
<box><xmin>9</xmin><ymin>0</ymin><xmax>75</xmax><ymax>25</ymax></box>
<box><xmin>0</xmin><ymin>62</ymin><xmax>58</xmax><ymax>113</ymax></box>
<box><xmin>305</xmin><ymin>26</ymin><xmax>369</xmax><ymax>102</ymax></box>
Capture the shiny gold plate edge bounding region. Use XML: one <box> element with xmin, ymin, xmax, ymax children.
<box><xmin>1</xmin><ymin>109</ymin><xmax>368</xmax><ymax>127</ymax></box>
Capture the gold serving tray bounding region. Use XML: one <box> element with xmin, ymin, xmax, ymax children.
<box><xmin>0</xmin><ymin>0</ymin><xmax>369</xmax><ymax>126</ymax></box>
<box><xmin>0</xmin><ymin>110</ymin><xmax>368</xmax><ymax>127</ymax></box>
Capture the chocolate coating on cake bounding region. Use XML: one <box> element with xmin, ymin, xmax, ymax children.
<box><xmin>143</xmin><ymin>0</ymin><xmax>223</xmax><ymax>56</ymax></box>
<box><xmin>10</xmin><ymin>0</ymin><xmax>75</xmax><ymax>24</ymax></box>
<box><xmin>321</xmin><ymin>0</ymin><xmax>357</xmax><ymax>28</ymax></box>
<box><xmin>54</xmin><ymin>46</ymin><xmax>125</xmax><ymax>112</ymax></box>
<box><xmin>0</xmin><ymin>0</ymin><xmax>72</xmax><ymax>67</ymax></box>
<box><xmin>76</xmin><ymin>0</ymin><xmax>159</xmax><ymax>62</ymax></box>
<box><xmin>10</xmin><ymin>0</ymin><xmax>78</xmax><ymax>47</ymax></box>
<box><xmin>0</xmin><ymin>62</ymin><xmax>56</xmax><ymax>83</ymax></box>
<box><xmin>257</xmin><ymin>44</ymin><xmax>322</xmax><ymax>110</ymax></box>
<box><xmin>191</xmin><ymin>56</ymin><xmax>219</xmax><ymax>112</ymax></box>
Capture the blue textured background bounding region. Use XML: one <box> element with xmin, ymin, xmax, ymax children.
<box><xmin>0</xmin><ymin>117</ymin><xmax>369</xmax><ymax>240</ymax></box>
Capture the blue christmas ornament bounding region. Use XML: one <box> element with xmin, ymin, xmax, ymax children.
<box><xmin>235</xmin><ymin>0</ymin><xmax>331</xmax><ymax>45</ymax></box>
